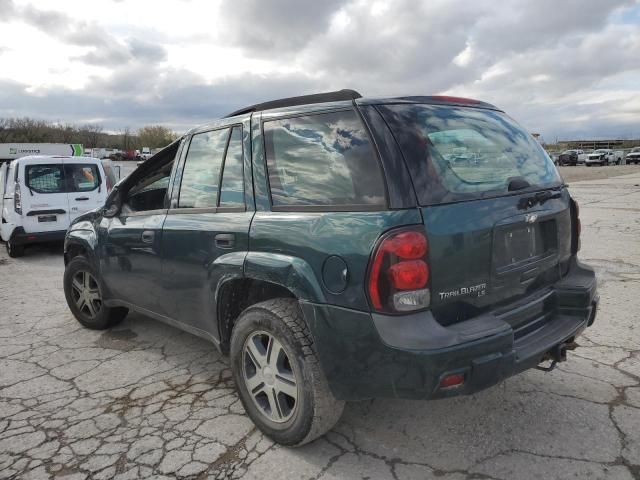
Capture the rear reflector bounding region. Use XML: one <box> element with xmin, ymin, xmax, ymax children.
<box><xmin>439</xmin><ymin>373</ymin><xmax>465</xmax><ymax>389</ymax></box>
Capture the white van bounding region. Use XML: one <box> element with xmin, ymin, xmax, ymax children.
<box><xmin>0</xmin><ymin>156</ymin><xmax>109</xmax><ymax>257</ymax></box>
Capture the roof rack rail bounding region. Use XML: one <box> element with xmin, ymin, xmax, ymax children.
<box><xmin>224</xmin><ymin>89</ymin><xmax>362</xmax><ymax>118</ymax></box>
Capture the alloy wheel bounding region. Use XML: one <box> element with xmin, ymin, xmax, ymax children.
<box><xmin>242</xmin><ymin>331</ymin><xmax>299</xmax><ymax>423</ymax></box>
<box><xmin>70</xmin><ymin>271</ymin><xmax>102</xmax><ymax>319</ymax></box>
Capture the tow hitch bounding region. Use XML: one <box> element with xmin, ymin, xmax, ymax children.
<box><xmin>535</xmin><ymin>340</ymin><xmax>577</xmax><ymax>372</ymax></box>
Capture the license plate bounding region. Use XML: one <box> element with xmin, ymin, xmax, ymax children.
<box><xmin>495</xmin><ymin>224</ymin><xmax>544</xmax><ymax>268</ymax></box>
<box><xmin>38</xmin><ymin>215</ymin><xmax>57</xmax><ymax>223</ymax></box>
<box><xmin>506</xmin><ymin>226</ymin><xmax>540</xmax><ymax>263</ymax></box>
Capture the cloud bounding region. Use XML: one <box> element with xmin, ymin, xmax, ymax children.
<box><xmin>128</xmin><ymin>39</ymin><xmax>167</xmax><ymax>63</ymax></box>
<box><xmin>219</xmin><ymin>0</ymin><xmax>345</xmax><ymax>54</ymax></box>
<box><xmin>72</xmin><ymin>39</ymin><xmax>168</xmax><ymax>67</ymax></box>
<box><xmin>0</xmin><ymin>0</ymin><xmax>639</xmax><ymax>140</ymax></box>
<box><xmin>0</xmin><ymin>71</ymin><xmax>322</xmax><ymax>132</ymax></box>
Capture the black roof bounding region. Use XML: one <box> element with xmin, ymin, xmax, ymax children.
<box><xmin>223</xmin><ymin>90</ymin><xmax>502</xmax><ymax>119</ymax></box>
<box><xmin>224</xmin><ymin>89</ymin><xmax>362</xmax><ymax>118</ymax></box>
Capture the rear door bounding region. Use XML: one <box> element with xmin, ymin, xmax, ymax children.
<box><xmin>376</xmin><ymin>103</ymin><xmax>572</xmax><ymax>326</ymax></box>
<box><xmin>160</xmin><ymin>123</ymin><xmax>253</xmax><ymax>338</ymax></box>
<box><xmin>65</xmin><ymin>160</ymin><xmax>107</xmax><ymax>222</ymax></box>
<box><xmin>20</xmin><ymin>160</ymin><xmax>71</xmax><ymax>234</ymax></box>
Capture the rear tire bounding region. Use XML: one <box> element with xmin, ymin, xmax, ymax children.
<box><xmin>63</xmin><ymin>255</ymin><xmax>128</xmax><ymax>330</ymax></box>
<box><xmin>6</xmin><ymin>240</ymin><xmax>24</xmax><ymax>258</ymax></box>
<box><xmin>230</xmin><ymin>298</ymin><xmax>344</xmax><ymax>446</ymax></box>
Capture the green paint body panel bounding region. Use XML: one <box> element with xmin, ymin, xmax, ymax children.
<box><xmin>247</xmin><ymin>210</ymin><xmax>422</xmax><ymax>308</ymax></box>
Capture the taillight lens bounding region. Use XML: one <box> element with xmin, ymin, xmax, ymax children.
<box><xmin>367</xmin><ymin>226</ymin><xmax>431</xmax><ymax>313</ymax></box>
<box><xmin>570</xmin><ymin>197</ymin><xmax>581</xmax><ymax>252</ymax></box>
<box><xmin>14</xmin><ymin>183</ymin><xmax>22</xmax><ymax>215</ymax></box>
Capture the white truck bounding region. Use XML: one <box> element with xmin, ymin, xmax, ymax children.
<box><xmin>84</xmin><ymin>148</ymin><xmax>119</xmax><ymax>159</ymax></box>
<box><xmin>1</xmin><ymin>143</ymin><xmax>84</xmax><ymax>161</ymax></box>
<box><xmin>140</xmin><ymin>147</ymin><xmax>152</xmax><ymax>161</ymax></box>
<box><xmin>585</xmin><ymin>149</ymin><xmax>617</xmax><ymax>166</ymax></box>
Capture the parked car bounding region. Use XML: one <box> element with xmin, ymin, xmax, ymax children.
<box><xmin>585</xmin><ymin>149</ymin><xmax>615</xmax><ymax>166</ymax></box>
<box><xmin>0</xmin><ymin>155</ymin><xmax>109</xmax><ymax>257</ymax></box>
<box><xmin>613</xmin><ymin>150</ymin><xmax>624</xmax><ymax>164</ymax></box>
<box><xmin>558</xmin><ymin>150</ymin><xmax>579</xmax><ymax>166</ymax></box>
<box><xmin>626</xmin><ymin>147</ymin><xmax>640</xmax><ymax>164</ymax></box>
<box><xmin>62</xmin><ymin>91</ymin><xmax>598</xmax><ymax>446</ymax></box>
<box><xmin>140</xmin><ymin>147</ymin><xmax>152</xmax><ymax>161</ymax></box>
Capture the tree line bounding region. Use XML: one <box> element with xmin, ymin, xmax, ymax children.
<box><xmin>0</xmin><ymin>117</ymin><xmax>179</xmax><ymax>150</ymax></box>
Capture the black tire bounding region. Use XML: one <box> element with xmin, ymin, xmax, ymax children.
<box><xmin>63</xmin><ymin>255</ymin><xmax>128</xmax><ymax>330</ymax></box>
<box><xmin>6</xmin><ymin>240</ymin><xmax>25</xmax><ymax>258</ymax></box>
<box><xmin>230</xmin><ymin>298</ymin><xmax>344</xmax><ymax>446</ymax></box>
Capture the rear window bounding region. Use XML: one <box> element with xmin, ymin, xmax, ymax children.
<box><xmin>263</xmin><ymin>110</ymin><xmax>385</xmax><ymax>209</ymax></box>
<box><xmin>25</xmin><ymin>165</ymin><xmax>64</xmax><ymax>194</ymax></box>
<box><xmin>378</xmin><ymin>104</ymin><xmax>561</xmax><ymax>205</ymax></box>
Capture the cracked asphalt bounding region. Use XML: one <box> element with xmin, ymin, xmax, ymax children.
<box><xmin>1</xmin><ymin>172</ymin><xmax>639</xmax><ymax>480</ymax></box>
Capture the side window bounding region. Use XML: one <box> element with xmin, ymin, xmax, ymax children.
<box><xmin>263</xmin><ymin>110</ymin><xmax>385</xmax><ymax>208</ymax></box>
<box><xmin>126</xmin><ymin>160</ymin><xmax>174</xmax><ymax>212</ymax></box>
<box><xmin>65</xmin><ymin>164</ymin><xmax>100</xmax><ymax>192</ymax></box>
<box><xmin>219</xmin><ymin>126</ymin><xmax>244</xmax><ymax>208</ymax></box>
<box><xmin>178</xmin><ymin>129</ymin><xmax>229</xmax><ymax>208</ymax></box>
<box><xmin>25</xmin><ymin>164</ymin><xmax>65</xmax><ymax>194</ymax></box>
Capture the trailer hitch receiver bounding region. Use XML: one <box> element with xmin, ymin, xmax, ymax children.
<box><xmin>535</xmin><ymin>341</ymin><xmax>574</xmax><ymax>372</ymax></box>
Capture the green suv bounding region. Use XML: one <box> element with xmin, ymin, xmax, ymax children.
<box><xmin>63</xmin><ymin>90</ymin><xmax>598</xmax><ymax>446</ymax></box>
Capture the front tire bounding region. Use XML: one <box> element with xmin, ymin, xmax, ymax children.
<box><xmin>230</xmin><ymin>298</ymin><xmax>344</xmax><ymax>446</ymax></box>
<box><xmin>63</xmin><ymin>255</ymin><xmax>128</xmax><ymax>329</ymax></box>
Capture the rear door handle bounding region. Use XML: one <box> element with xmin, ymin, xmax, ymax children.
<box><xmin>214</xmin><ymin>233</ymin><xmax>235</xmax><ymax>249</ymax></box>
<box><xmin>141</xmin><ymin>230</ymin><xmax>155</xmax><ymax>244</ymax></box>
<box><xmin>75</xmin><ymin>197</ymin><xmax>89</xmax><ymax>201</ymax></box>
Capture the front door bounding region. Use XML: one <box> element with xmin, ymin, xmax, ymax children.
<box><xmin>99</xmin><ymin>155</ymin><xmax>177</xmax><ymax>313</ymax></box>
<box><xmin>160</xmin><ymin>125</ymin><xmax>252</xmax><ymax>340</ymax></box>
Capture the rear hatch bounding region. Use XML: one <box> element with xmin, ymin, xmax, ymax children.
<box><xmin>19</xmin><ymin>160</ymin><xmax>71</xmax><ymax>234</ymax></box>
<box><xmin>377</xmin><ymin>103</ymin><xmax>572</xmax><ymax>326</ymax></box>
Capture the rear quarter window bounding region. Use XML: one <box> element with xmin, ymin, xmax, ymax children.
<box><xmin>263</xmin><ymin>110</ymin><xmax>386</xmax><ymax>209</ymax></box>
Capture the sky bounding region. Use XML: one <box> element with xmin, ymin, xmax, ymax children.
<box><xmin>0</xmin><ymin>0</ymin><xmax>639</xmax><ymax>141</ymax></box>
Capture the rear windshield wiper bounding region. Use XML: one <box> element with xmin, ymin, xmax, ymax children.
<box><xmin>507</xmin><ymin>177</ymin><xmax>531</xmax><ymax>191</ymax></box>
<box><xmin>518</xmin><ymin>189</ymin><xmax>561</xmax><ymax>209</ymax></box>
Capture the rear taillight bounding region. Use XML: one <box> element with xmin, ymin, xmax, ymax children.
<box><xmin>571</xmin><ymin>197</ymin><xmax>581</xmax><ymax>252</ymax></box>
<box><xmin>14</xmin><ymin>182</ymin><xmax>22</xmax><ymax>215</ymax></box>
<box><xmin>367</xmin><ymin>227</ymin><xmax>430</xmax><ymax>313</ymax></box>
<box><xmin>105</xmin><ymin>174</ymin><xmax>112</xmax><ymax>192</ymax></box>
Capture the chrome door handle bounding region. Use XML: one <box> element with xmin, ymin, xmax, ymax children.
<box><xmin>214</xmin><ymin>233</ymin><xmax>235</xmax><ymax>249</ymax></box>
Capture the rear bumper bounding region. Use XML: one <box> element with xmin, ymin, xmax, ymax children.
<box><xmin>9</xmin><ymin>227</ymin><xmax>67</xmax><ymax>245</ymax></box>
<box><xmin>302</xmin><ymin>258</ymin><xmax>597</xmax><ymax>401</ymax></box>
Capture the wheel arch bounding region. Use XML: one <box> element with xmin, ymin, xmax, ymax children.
<box><xmin>64</xmin><ymin>229</ymin><xmax>97</xmax><ymax>266</ymax></box>
<box><xmin>217</xmin><ymin>277</ymin><xmax>298</xmax><ymax>354</ymax></box>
